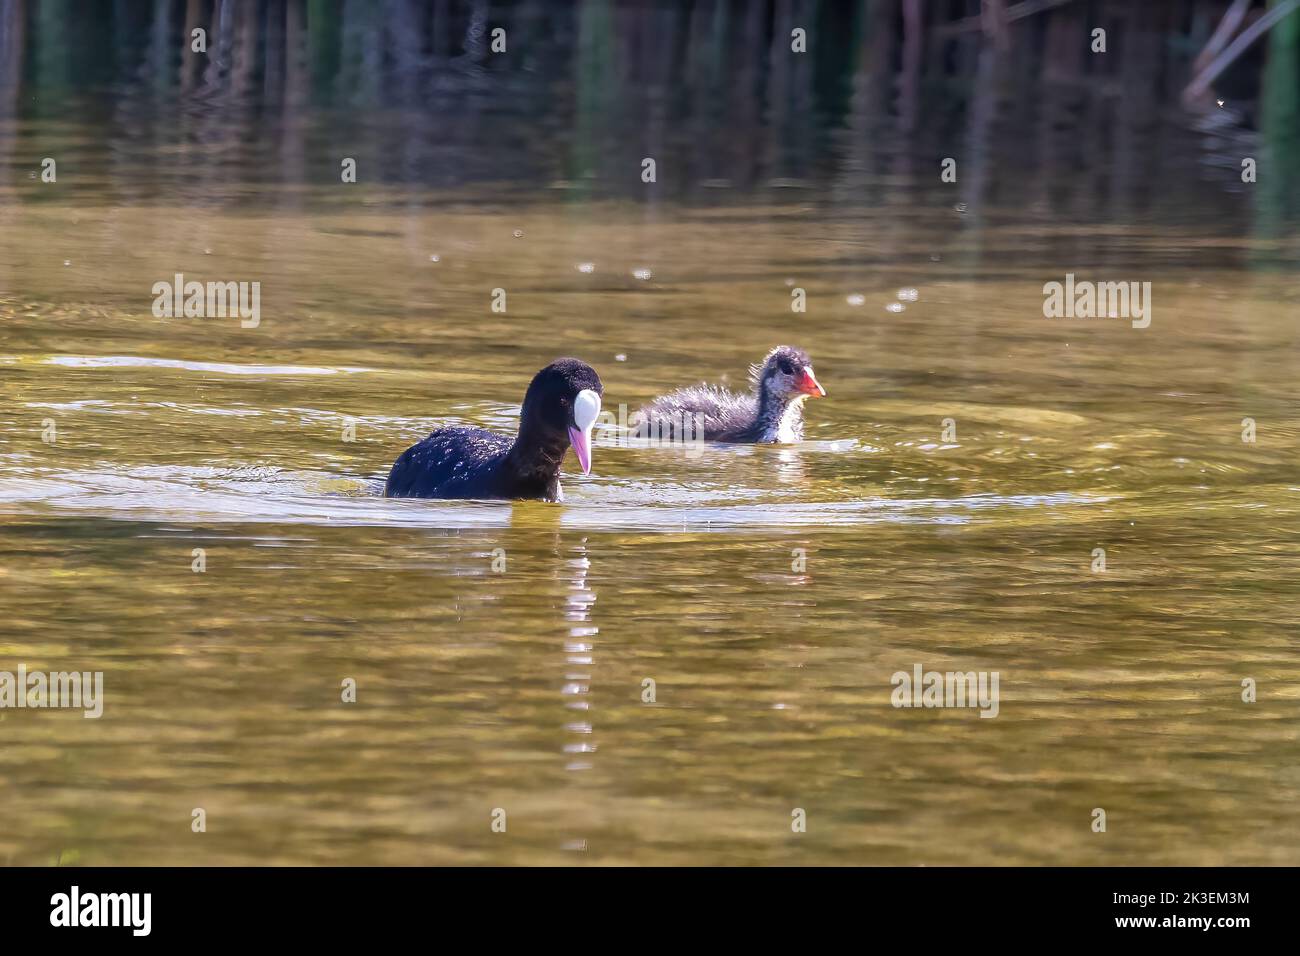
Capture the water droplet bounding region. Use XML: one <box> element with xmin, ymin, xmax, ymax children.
<box><xmin>846</xmin><ymin>293</ymin><xmax>865</xmax><ymax>306</ymax></box>
<box><xmin>885</xmin><ymin>302</ymin><xmax>905</xmax><ymax>313</ymax></box>
<box><xmin>955</xmin><ymin>203</ymin><xmax>968</xmax><ymax>213</ymax></box>
<box><xmin>632</xmin><ymin>267</ymin><xmax>653</xmax><ymax>281</ymax></box>
<box><xmin>62</xmin><ymin>260</ymin><xmax>71</xmax><ymax>266</ymax></box>
<box><xmin>429</xmin><ymin>254</ymin><xmax>440</xmax><ymax>263</ymax></box>
<box><xmin>897</xmin><ymin>287</ymin><xmax>919</xmax><ymax>302</ymax></box>
<box><xmin>614</xmin><ymin>353</ymin><xmax>627</xmax><ymax>362</ymax></box>
<box><xmin>203</xmin><ymin>248</ymin><xmax>212</xmax><ymax>255</ymax></box>
<box><xmin>512</xmin><ymin>229</ymin><xmax>524</xmax><ymax>239</ymax></box>
<box><xmin>576</xmin><ymin>262</ymin><xmax>595</xmax><ymax>273</ymax></box>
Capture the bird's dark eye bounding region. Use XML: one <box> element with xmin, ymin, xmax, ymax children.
<box><xmin>777</xmin><ymin>358</ymin><xmax>794</xmax><ymax>375</ymax></box>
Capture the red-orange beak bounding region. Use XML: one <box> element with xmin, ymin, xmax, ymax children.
<box><xmin>796</xmin><ymin>366</ymin><xmax>826</xmax><ymax>397</ymax></box>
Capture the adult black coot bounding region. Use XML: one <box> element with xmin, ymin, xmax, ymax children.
<box><xmin>385</xmin><ymin>358</ymin><xmax>603</xmax><ymax>501</ymax></box>
<box><xmin>636</xmin><ymin>345</ymin><xmax>825</xmax><ymax>444</ymax></box>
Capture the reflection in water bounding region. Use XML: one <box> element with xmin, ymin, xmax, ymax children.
<box><xmin>560</xmin><ymin>538</ymin><xmax>596</xmax><ymax>855</ymax></box>
<box><xmin>773</xmin><ymin>448</ymin><xmax>807</xmax><ymax>486</ymax></box>
<box><xmin>0</xmin><ymin>0</ymin><xmax>1295</xmax><ymax>231</ymax></box>
<box><xmin>562</xmin><ymin>539</ymin><xmax>597</xmax><ymax>775</ymax></box>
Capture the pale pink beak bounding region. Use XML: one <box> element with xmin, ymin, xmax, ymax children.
<box><xmin>568</xmin><ymin>425</ymin><xmax>592</xmax><ymax>475</ymax></box>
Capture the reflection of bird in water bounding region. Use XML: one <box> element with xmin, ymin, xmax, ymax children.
<box><xmin>561</xmin><ymin>539</ymin><xmax>597</xmax><ymax>774</ymax></box>
<box><xmin>774</xmin><ymin>448</ymin><xmax>808</xmax><ymax>485</ymax></box>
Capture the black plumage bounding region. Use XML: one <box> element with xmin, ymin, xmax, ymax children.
<box><xmin>385</xmin><ymin>358</ymin><xmax>603</xmax><ymax>501</ymax></box>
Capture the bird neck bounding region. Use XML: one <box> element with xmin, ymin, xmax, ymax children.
<box><xmin>506</xmin><ymin>416</ymin><xmax>568</xmax><ymax>483</ymax></box>
<box><xmin>755</xmin><ymin>386</ymin><xmax>806</xmax><ymax>442</ymax></box>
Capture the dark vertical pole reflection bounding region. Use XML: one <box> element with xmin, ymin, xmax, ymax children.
<box><xmin>1108</xmin><ymin>3</ymin><xmax>1163</xmax><ymax>262</ymax></box>
<box><xmin>263</xmin><ymin>0</ymin><xmax>286</xmax><ymax>105</ymax></box>
<box><xmin>0</xmin><ymin>0</ymin><xmax>22</xmax><ymax>122</ymax></box>
<box><xmin>830</xmin><ymin>0</ymin><xmax>893</xmax><ymax>209</ymax></box>
<box><xmin>1256</xmin><ymin>0</ymin><xmax>1300</xmax><ymax>244</ymax></box>
<box><xmin>571</xmin><ymin>0</ymin><xmax>616</xmax><ymax>195</ymax></box>
<box><xmin>761</xmin><ymin>0</ymin><xmax>792</xmax><ymax>184</ymax></box>
<box><xmin>958</xmin><ymin>41</ymin><xmax>1004</xmax><ymax>231</ymax></box>
<box><xmin>889</xmin><ymin>0</ymin><xmax>922</xmax><ymax>215</ymax></box>
<box><xmin>0</xmin><ymin>0</ymin><xmax>22</xmax><ymax>286</ymax></box>
<box><xmin>148</xmin><ymin>0</ymin><xmax>173</xmax><ymax>95</ymax></box>
<box><xmin>897</xmin><ymin>0</ymin><xmax>922</xmax><ymax>137</ymax></box>
<box><xmin>180</xmin><ymin>0</ymin><xmax>203</xmax><ymax>95</ymax></box>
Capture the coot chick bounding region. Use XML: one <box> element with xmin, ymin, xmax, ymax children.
<box><xmin>385</xmin><ymin>358</ymin><xmax>603</xmax><ymax>501</ymax></box>
<box><xmin>636</xmin><ymin>345</ymin><xmax>825</xmax><ymax>444</ymax></box>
